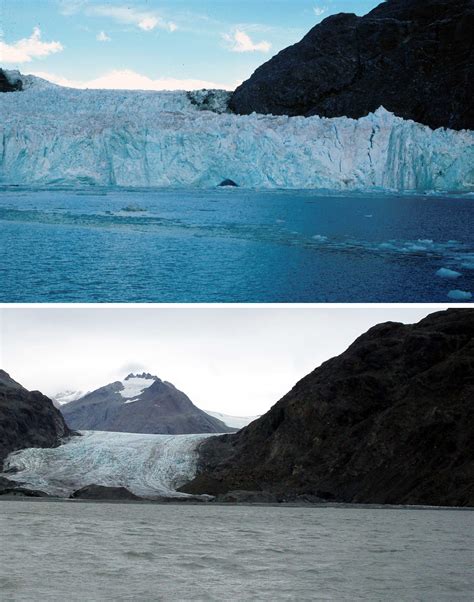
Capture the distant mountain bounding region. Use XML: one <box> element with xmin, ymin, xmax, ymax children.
<box><xmin>182</xmin><ymin>309</ymin><xmax>474</xmax><ymax>507</ymax></box>
<box><xmin>60</xmin><ymin>373</ymin><xmax>234</xmax><ymax>434</ymax></box>
<box><xmin>52</xmin><ymin>390</ymin><xmax>86</xmax><ymax>408</ymax></box>
<box><xmin>204</xmin><ymin>410</ymin><xmax>259</xmax><ymax>430</ymax></box>
<box><xmin>0</xmin><ymin>370</ymin><xmax>72</xmax><ymax>467</ymax></box>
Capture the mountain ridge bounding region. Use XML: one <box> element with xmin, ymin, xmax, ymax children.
<box><xmin>230</xmin><ymin>0</ymin><xmax>474</xmax><ymax>131</ymax></box>
<box><xmin>60</xmin><ymin>373</ymin><xmax>234</xmax><ymax>434</ymax></box>
<box><xmin>0</xmin><ymin>370</ymin><xmax>72</xmax><ymax>468</ymax></box>
<box><xmin>181</xmin><ymin>309</ymin><xmax>474</xmax><ymax>507</ymax></box>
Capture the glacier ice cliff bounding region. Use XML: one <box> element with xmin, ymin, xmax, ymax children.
<box><xmin>0</xmin><ymin>74</ymin><xmax>473</xmax><ymax>191</ymax></box>
<box><xmin>1</xmin><ymin>431</ymin><xmax>215</xmax><ymax>498</ymax></box>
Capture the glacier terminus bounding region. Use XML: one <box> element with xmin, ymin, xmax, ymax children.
<box><xmin>1</xmin><ymin>72</ymin><xmax>473</xmax><ymax>192</ymax></box>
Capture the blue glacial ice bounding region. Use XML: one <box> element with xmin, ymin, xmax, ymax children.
<box><xmin>1</xmin><ymin>431</ymin><xmax>216</xmax><ymax>498</ymax></box>
<box><xmin>1</xmin><ymin>72</ymin><xmax>473</xmax><ymax>191</ymax></box>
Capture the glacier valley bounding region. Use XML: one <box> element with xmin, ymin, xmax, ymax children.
<box><xmin>1</xmin><ymin>74</ymin><xmax>473</xmax><ymax>191</ymax></box>
<box><xmin>1</xmin><ymin>431</ymin><xmax>215</xmax><ymax>499</ymax></box>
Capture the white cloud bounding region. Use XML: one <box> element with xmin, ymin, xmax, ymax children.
<box><xmin>58</xmin><ymin>0</ymin><xmax>88</xmax><ymax>16</ymax></box>
<box><xmin>223</xmin><ymin>29</ymin><xmax>271</xmax><ymax>53</ymax></box>
<box><xmin>96</xmin><ymin>31</ymin><xmax>111</xmax><ymax>42</ymax></box>
<box><xmin>0</xmin><ymin>27</ymin><xmax>63</xmax><ymax>63</ymax></box>
<box><xmin>89</xmin><ymin>5</ymin><xmax>176</xmax><ymax>32</ymax></box>
<box><xmin>313</xmin><ymin>6</ymin><xmax>328</xmax><ymax>17</ymax></box>
<box><xmin>30</xmin><ymin>69</ymin><xmax>238</xmax><ymax>91</ymax></box>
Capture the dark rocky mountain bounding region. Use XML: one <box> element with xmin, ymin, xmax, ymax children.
<box><xmin>0</xmin><ymin>370</ymin><xmax>72</xmax><ymax>468</ymax></box>
<box><xmin>181</xmin><ymin>310</ymin><xmax>474</xmax><ymax>507</ymax></box>
<box><xmin>61</xmin><ymin>373</ymin><xmax>234</xmax><ymax>434</ymax></box>
<box><xmin>0</xmin><ymin>69</ymin><xmax>22</xmax><ymax>92</ymax></box>
<box><xmin>230</xmin><ymin>0</ymin><xmax>474</xmax><ymax>131</ymax></box>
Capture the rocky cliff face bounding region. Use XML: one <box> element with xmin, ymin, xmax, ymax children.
<box><xmin>0</xmin><ymin>370</ymin><xmax>72</xmax><ymax>468</ymax></box>
<box><xmin>61</xmin><ymin>373</ymin><xmax>234</xmax><ymax>434</ymax></box>
<box><xmin>182</xmin><ymin>310</ymin><xmax>474</xmax><ymax>507</ymax></box>
<box><xmin>0</xmin><ymin>69</ymin><xmax>22</xmax><ymax>93</ymax></box>
<box><xmin>230</xmin><ymin>0</ymin><xmax>474</xmax><ymax>131</ymax></box>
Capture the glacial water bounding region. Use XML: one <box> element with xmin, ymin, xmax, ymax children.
<box><xmin>1</xmin><ymin>188</ymin><xmax>473</xmax><ymax>302</ymax></box>
<box><xmin>0</xmin><ymin>500</ymin><xmax>472</xmax><ymax>601</ymax></box>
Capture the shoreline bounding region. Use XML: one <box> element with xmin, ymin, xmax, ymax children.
<box><xmin>0</xmin><ymin>494</ymin><xmax>472</xmax><ymax>511</ymax></box>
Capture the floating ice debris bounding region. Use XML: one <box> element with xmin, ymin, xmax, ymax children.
<box><xmin>436</xmin><ymin>268</ymin><xmax>462</xmax><ymax>279</ymax></box>
<box><xmin>122</xmin><ymin>203</ymin><xmax>146</xmax><ymax>213</ymax></box>
<box><xmin>364</xmin><ymin>214</ymin><xmax>373</xmax><ymax>218</ymax></box>
<box><xmin>121</xmin><ymin>204</ymin><xmax>146</xmax><ymax>212</ymax></box>
<box><xmin>312</xmin><ymin>234</ymin><xmax>328</xmax><ymax>242</ymax></box>
<box><xmin>447</xmin><ymin>290</ymin><xmax>472</xmax><ymax>300</ymax></box>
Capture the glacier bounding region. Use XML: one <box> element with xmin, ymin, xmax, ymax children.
<box><xmin>1</xmin><ymin>73</ymin><xmax>473</xmax><ymax>191</ymax></box>
<box><xmin>1</xmin><ymin>431</ymin><xmax>215</xmax><ymax>499</ymax></box>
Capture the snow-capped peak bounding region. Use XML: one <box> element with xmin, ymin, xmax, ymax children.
<box><xmin>119</xmin><ymin>373</ymin><xmax>158</xmax><ymax>400</ymax></box>
<box><xmin>204</xmin><ymin>410</ymin><xmax>260</xmax><ymax>430</ymax></box>
<box><xmin>52</xmin><ymin>389</ymin><xmax>86</xmax><ymax>406</ymax></box>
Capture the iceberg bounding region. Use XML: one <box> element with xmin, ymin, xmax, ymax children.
<box><xmin>1</xmin><ymin>430</ymin><xmax>216</xmax><ymax>498</ymax></box>
<box><xmin>0</xmin><ymin>72</ymin><xmax>473</xmax><ymax>191</ymax></box>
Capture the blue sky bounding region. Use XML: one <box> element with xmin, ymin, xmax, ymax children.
<box><xmin>1</xmin><ymin>1</ymin><xmax>381</xmax><ymax>89</ymax></box>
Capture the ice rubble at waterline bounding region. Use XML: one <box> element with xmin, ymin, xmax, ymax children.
<box><xmin>0</xmin><ymin>75</ymin><xmax>472</xmax><ymax>191</ymax></box>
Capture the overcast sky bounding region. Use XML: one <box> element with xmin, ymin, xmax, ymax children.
<box><xmin>0</xmin><ymin>306</ymin><xmax>446</xmax><ymax>416</ymax></box>
<box><xmin>1</xmin><ymin>0</ymin><xmax>381</xmax><ymax>90</ymax></box>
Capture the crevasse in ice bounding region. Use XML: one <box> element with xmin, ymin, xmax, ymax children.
<box><xmin>1</xmin><ymin>431</ymin><xmax>215</xmax><ymax>498</ymax></box>
<box><xmin>1</xmin><ymin>72</ymin><xmax>473</xmax><ymax>191</ymax></box>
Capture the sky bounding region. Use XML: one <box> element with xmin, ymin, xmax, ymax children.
<box><xmin>0</xmin><ymin>306</ymin><xmax>445</xmax><ymax>416</ymax></box>
<box><xmin>1</xmin><ymin>0</ymin><xmax>382</xmax><ymax>90</ymax></box>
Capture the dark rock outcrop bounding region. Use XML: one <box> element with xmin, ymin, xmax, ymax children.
<box><xmin>230</xmin><ymin>0</ymin><xmax>474</xmax><ymax>131</ymax></box>
<box><xmin>181</xmin><ymin>309</ymin><xmax>474</xmax><ymax>507</ymax></box>
<box><xmin>71</xmin><ymin>485</ymin><xmax>142</xmax><ymax>501</ymax></box>
<box><xmin>218</xmin><ymin>179</ymin><xmax>238</xmax><ymax>187</ymax></box>
<box><xmin>0</xmin><ymin>69</ymin><xmax>22</xmax><ymax>93</ymax></box>
<box><xmin>0</xmin><ymin>370</ymin><xmax>72</xmax><ymax>468</ymax></box>
<box><xmin>61</xmin><ymin>373</ymin><xmax>234</xmax><ymax>434</ymax></box>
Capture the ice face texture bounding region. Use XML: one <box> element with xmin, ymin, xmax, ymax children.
<box><xmin>2</xmin><ymin>431</ymin><xmax>215</xmax><ymax>498</ymax></box>
<box><xmin>1</xmin><ymin>76</ymin><xmax>473</xmax><ymax>191</ymax></box>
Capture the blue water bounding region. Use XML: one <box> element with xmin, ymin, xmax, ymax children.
<box><xmin>1</xmin><ymin>188</ymin><xmax>473</xmax><ymax>302</ymax></box>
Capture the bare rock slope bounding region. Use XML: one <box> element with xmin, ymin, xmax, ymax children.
<box><xmin>230</xmin><ymin>0</ymin><xmax>474</xmax><ymax>131</ymax></box>
<box><xmin>0</xmin><ymin>370</ymin><xmax>72</xmax><ymax>468</ymax></box>
<box><xmin>182</xmin><ymin>310</ymin><xmax>474</xmax><ymax>507</ymax></box>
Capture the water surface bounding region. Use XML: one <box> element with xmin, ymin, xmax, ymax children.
<box><xmin>1</xmin><ymin>188</ymin><xmax>473</xmax><ymax>302</ymax></box>
<box><xmin>0</xmin><ymin>500</ymin><xmax>472</xmax><ymax>601</ymax></box>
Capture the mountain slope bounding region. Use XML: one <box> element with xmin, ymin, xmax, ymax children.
<box><xmin>61</xmin><ymin>373</ymin><xmax>234</xmax><ymax>434</ymax></box>
<box><xmin>230</xmin><ymin>0</ymin><xmax>474</xmax><ymax>131</ymax></box>
<box><xmin>182</xmin><ymin>310</ymin><xmax>474</xmax><ymax>506</ymax></box>
<box><xmin>0</xmin><ymin>370</ymin><xmax>72</xmax><ymax>467</ymax></box>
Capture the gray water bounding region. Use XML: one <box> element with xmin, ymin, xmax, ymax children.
<box><xmin>0</xmin><ymin>501</ymin><xmax>472</xmax><ymax>601</ymax></box>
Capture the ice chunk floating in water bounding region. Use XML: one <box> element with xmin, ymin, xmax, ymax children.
<box><xmin>0</xmin><ymin>75</ymin><xmax>473</xmax><ymax>191</ymax></box>
<box><xmin>436</xmin><ymin>267</ymin><xmax>462</xmax><ymax>279</ymax></box>
<box><xmin>1</xmin><ymin>431</ymin><xmax>216</xmax><ymax>498</ymax></box>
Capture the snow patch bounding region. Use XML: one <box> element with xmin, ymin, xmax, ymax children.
<box><xmin>119</xmin><ymin>374</ymin><xmax>156</xmax><ymax>400</ymax></box>
<box><xmin>52</xmin><ymin>390</ymin><xmax>85</xmax><ymax>406</ymax></box>
<box><xmin>205</xmin><ymin>410</ymin><xmax>259</xmax><ymax>429</ymax></box>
